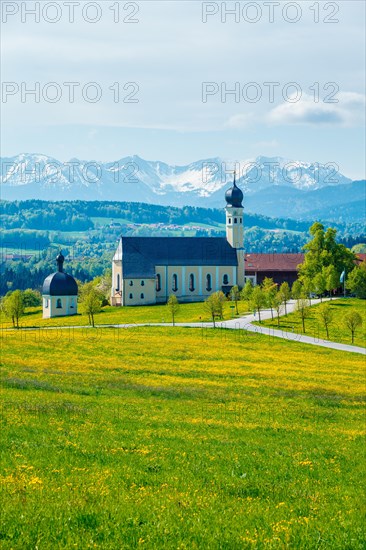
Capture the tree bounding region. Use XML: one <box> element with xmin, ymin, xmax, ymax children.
<box><xmin>324</xmin><ymin>265</ymin><xmax>339</xmax><ymax>299</ymax></box>
<box><xmin>279</xmin><ymin>282</ymin><xmax>291</xmax><ymax>315</ymax></box>
<box><xmin>273</xmin><ymin>293</ymin><xmax>284</xmax><ymax>328</ymax></box>
<box><xmin>317</xmin><ymin>303</ymin><xmax>334</xmax><ymax>339</ymax></box>
<box><xmin>204</xmin><ymin>293</ymin><xmax>220</xmax><ymax>327</ymax></box>
<box><xmin>230</xmin><ymin>285</ymin><xmax>240</xmax><ymax>315</ymax></box>
<box><xmin>347</xmin><ymin>262</ymin><xmax>366</xmax><ymax>299</ymax></box>
<box><xmin>299</xmin><ymin>222</ymin><xmax>356</xmax><ymax>282</ymax></box>
<box><xmin>302</xmin><ymin>276</ymin><xmax>314</xmax><ymax>305</ymax></box>
<box><xmin>262</xmin><ymin>277</ymin><xmax>277</xmax><ymax>320</ymax></box>
<box><xmin>241</xmin><ymin>279</ymin><xmax>253</xmax><ymax>302</ymax></box>
<box><xmin>22</xmin><ymin>288</ymin><xmax>42</xmax><ymax>307</ymax></box>
<box><xmin>167</xmin><ymin>294</ymin><xmax>180</xmax><ymax>326</ymax></box>
<box><xmin>343</xmin><ymin>311</ymin><xmax>362</xmax><ymax>344</ymax></box>
<box><xmin>249</xmin><ymin>286</ymin><xmax>266</xmax><ymax>323</ymax></box>
<box><xmin>80</xmin><ymin>283</ymin><xmax>102</xmax><ymax>327</ymax></box>
<box><xmin>291</xmin><ymin>280</ymin><xmax>303</xmax><ymax>300</ymax></box>
<box><xmin>1</xmin><ymin>290</ymin><xmax>24</xmax><ymax>328</ymax></box>
<box><xmin>314</xmin><ymin>271</ymin><xmax>327</xmax><ymax>301</ymax></box>
<box><xmin>215</xmin><ymin>291</ymin><xmax>226</xmax><ymax>320</ymax></box>
<box><xmin>295</xmin><ymin>297</ymin><xmax>311</xmax><ymax>333</ymax></box>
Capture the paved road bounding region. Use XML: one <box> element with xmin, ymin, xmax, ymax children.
<box><xmin>11</xmin><ymin>298</ymin><xmax>365</xmax><ymax>355</ymax></box>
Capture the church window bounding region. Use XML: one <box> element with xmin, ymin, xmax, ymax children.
<box><xmin>116</xmin><ymin>274</ymin><xmax>120</xmax><ymax>291</ymax></box>
<box><xmin>129</xmin><ymin>293</ymin><xmax>133</xmax><ymax>299</ymax></box>
<box><xmin>129</xmin><ymin>280</ymin><xmax>133</xmax><ymax>286</ymax></box>
<box><xmin>240</xmin><ymin>218</ymin><xmax>242</xmax><ymax>223</ymax></box>
<box><xmin>172</xmin><ymin>274</ymin><xmax>178</xmax><ymax>292</ymax></box>
<box><xmin>189</xmin><ymin>273</ymin><xmax>195</xmax><ymax>292</ymax></box>
<box><xmin>56</xmin><ymin>298</ymin><xmax>62</xmax><ymax>309</ymax></box>
<box><xmin>234</xmin><ymin>218</ymin><xmax>237</xmax><ymax>224</ymax></box>
<box><xmin>228</xmin><ymin>218</ymin><xmax>231</xmax><ymax>224</ymax></box>
<box><xmin>141</xmin><ymin>293</ymin><xmax>144</xmax><ymax>299</ymax></box>
<box><xmin>156</xmin><ymin>274</ymin><xmax>161</xmax><ymax>292</ymax></box>
<box><xmin>141</xmin><ymin>280</ymin><xmax>145</xmax><ymax>286</ymax></box>
<box><xmin>206</xmin><ymin>274</ymin><xmax>212</xmax><ymax>292</ymax></box>
<box><xmin>223</xmin><ymin>274</ymin><xmax>229</xmax><ymax>285</ymax></box>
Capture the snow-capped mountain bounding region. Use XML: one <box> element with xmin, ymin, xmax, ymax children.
<box><xmin>0</xmin><ymin>153</ymin><xmax>353</xmax><ymax>208</ymax></box>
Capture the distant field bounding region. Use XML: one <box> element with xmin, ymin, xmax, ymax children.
<box><xmin>0</xmin><ymin>301</ymin><xmax>250</xmax><ymax>329</ymax></box>
<box><xmin>0</xmin><ymin>326</ymin><xmax>364</xmax><ymax>548</ymax></box>
<box><xmin>258</xmin><ymin>299</ymin><xmax>366</xmax><ymax>348</ymax></box>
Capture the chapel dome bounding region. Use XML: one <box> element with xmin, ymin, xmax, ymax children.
<box><xmin>42</xmin><ymin>252</ymin><xmax>78</xmax><ymax>296</ymax></box>
<box><xmin>225</xmin><ymin>174</ymin><xmax>243</xmax><ymax>207</ymax></box>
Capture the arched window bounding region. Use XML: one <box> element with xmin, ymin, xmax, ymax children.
<box><xmin>189</xmin><ymin>273</ymin><xmax>195</xmax><ymax>292</ymax></box>
<box><xmin>234</xmin><ymin>218</ymin><xmax>237</xmax><ymax>224</ymax></box>
<box><xmin>56</xmin><ymin>298</ymin><xmax>62</xmax><ymax>309</ymax></box>
<box><xmin>228</xmin><ymin>218</ymin><xmax>232</xmax><ymax>224</ymax></box>
<box><xmin>156</xmin><ymin>274</ymin><xmax>161</xmax><ymax>292</ymax></box>
<box><xmin>141</xmin><ymin>293</ymin><xmax>144</xmax><ymax>299</ymax></box>
<box><xmin>223</xmin><ymin>274</ymin><xmax>229</xmax><ymax>285</ymax></box>
<box><xmin>206</xmin><ymin>274</ymin><xmax>212</xmax><ymax>292</ymax></box>
<box><xmin>129</xmin><ymin>280</ymin><xmax>133</xmax><ymax>286</ymax></box>
<box><xmin>116</xmin><ymin>274</ymin><xmax>120</xmax><ymax>291</ymax></box>
<box><xmin>172</xmin><ymin>273</ymin><xmax>178</xmax><ymax>292</ymax></box>
<box><xmin>129</xmin><ymin>293</ymin><xmax>133</xmax><ymax>299</ymax></box>
<box><xmin>141</xmin><ymin>280</ymin><xmax>145</xmax><ymax>286</ymax></box>
<box><xmin>240</xmin><ymin>218</ymin><xmax>242</xmax><ymax>223</ymax></box>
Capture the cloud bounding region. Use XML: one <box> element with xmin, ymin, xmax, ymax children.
<box><xmin>268</xmin><ymin>92</ymin><xmax>365</xmax><ymax>127</ymax></box>
<box><xmin>225</xmin><ymin>113</ymin><xmax>255</xmax><ymax>129</ymax></box>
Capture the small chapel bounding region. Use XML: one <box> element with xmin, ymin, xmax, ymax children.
<box><xmin>111</xmin><ymin>175</ymin><xmax>245</xmax><ymax>306</ymax></box>
<box><xmin>42</xmin><ymin>252</ymin><xmax>78</xmax><ymax>318</ymax></box>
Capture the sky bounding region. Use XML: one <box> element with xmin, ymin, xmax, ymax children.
<box><xmin>1</xmin><ymin>1</ymin><xmax>365</xmax><ymax>179</ymax></box>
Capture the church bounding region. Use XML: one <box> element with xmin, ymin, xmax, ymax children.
<box><xmin>111</xmin><ymin>176</ymin><xmax>246</xmax><ymax>306</ymax></box>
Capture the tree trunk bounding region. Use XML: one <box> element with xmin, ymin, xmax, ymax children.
<box><xmin>302</xmin><ymin>316</ymin><xmax>305</xmax><ymax>333</ymax></box>
<box><xmin>326</xmin><ymin>325</ymin><xmax>329</xmax><ymax>339</ymax></box>
<box><xmin>284</xmin><ymin>302</ymin><xmax>287</xmax><ymax>315</ymax></box>
<box><xmin>91</xmin><ymin>313</ymin><xmax>95</xmax><ymax>328</ymax></box>
<box><xmin>351</xmin><ymin>331</ymin><xmax>354</xmax><ymax>344</ymax></box>
<box><xmin>258</xmin><ymin>310</ymin><xmax>261</xmax><ymax>323</ymax></box>
<box><xmin>172</xmin><ymin>313</ymin><xmax>175</xmax><ymax>326</ymax></box>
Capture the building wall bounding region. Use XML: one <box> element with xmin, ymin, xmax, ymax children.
<box><xmin>43</xmin><ymin>295</ymin><xmax>78</xmax><ymax>318</ymax></box>
<box><xmin>122</xmin><ymin>278</ymin><xmax>156</xmax><ymax>306</ymax></box>
<box><xmin>155</xmin><ymin>264</ymin><xmax>237</xmax><ymax>303</ymax></box>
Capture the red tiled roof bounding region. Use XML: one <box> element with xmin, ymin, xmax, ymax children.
<box><xmin>245</xmin><ymin>253</ymin><xmax>304</xmax><ymax>273</ymax></box>
<box><xmin>245</xmin><ymin>252</ymin><xmax>365</xmax><ymax>273</ymax></box>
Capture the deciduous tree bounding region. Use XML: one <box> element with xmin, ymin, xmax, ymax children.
<box><xmin>344</xmin><ymin>311</ymin><xmax>363</xmax><ymax>344</ymax></box>
<box><xmin>167</xmin><ymin>294</ymin><xmax>180</xmax><ymax>326</ymax></box>
<box><xmin>317</xmin><ymin>303</ymin><xmax>334</xmax><ymax>339</ymax></box>
<box><xmin>1</xmin><ymin>290</ymin><xmax>24</xmax><ymax>328</ymax></box>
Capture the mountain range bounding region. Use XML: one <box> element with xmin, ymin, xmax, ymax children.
<box><xmin>1</xmin><ymin>154</ymin><xmax>364</xmax><ymax>221</ymax></box>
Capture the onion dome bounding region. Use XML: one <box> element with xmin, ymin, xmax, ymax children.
<box><xmin>225</xmin><ymin>173</ymin><xmax>243</xmax><ymax>207</ymax></box>
<box><xmin>42</xmin><ymin>252</ymin><xmax>78</xmax><ymax>296</ymax></box>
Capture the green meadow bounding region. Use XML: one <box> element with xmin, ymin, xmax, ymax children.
<box><xmin>258</xmin><ymin>298</ymin><xmax>366</xmax><ymax>348</ymax></box>
<box><xmin>1</xmin><ymin>325</ymin><xmax>365</xmax><ymax>548</ymax></box>
<box><xmin>0</xmin><ymin>301</ymin><xmax>250</xmax><ymax>329</ymax></box>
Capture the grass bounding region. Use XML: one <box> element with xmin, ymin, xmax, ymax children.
<box><xmin>258</xmin><ymin>298</ymin><xmax>366</xmax><ymax>348</ymax></box>
<box><xmin>0</xmin><ymin>301</ymin><xmax>249</xmax><ymax>329</ymax></box>
<box><xmin>0</xmin><ymin>326</ymin><xmax>365</xmax><ymax>548</ymax></box>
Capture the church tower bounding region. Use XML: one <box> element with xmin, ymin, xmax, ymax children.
<box><xmin>225</xmin><ymin>173</ymin><xmax>245</xmax><ymax>287</ymax></box>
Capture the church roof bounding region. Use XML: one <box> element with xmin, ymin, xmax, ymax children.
<box><xmin>114</xmin><ymin>237</ymin><xmax>238</xmax><ymax>279</ymax></box>
<box><xmin>42</xmin><ymin>251</ymin><xmax>78</xmax><ymax>296</ymax></box>
<box><xmin>42</xmin><ymin>271</ymin><xmax>78</xmax><ymax>296</ymax></box>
